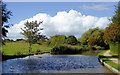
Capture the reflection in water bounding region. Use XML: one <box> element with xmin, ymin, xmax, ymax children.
<box><xmin>2</xmin><ymin>54</ymin><xmax>108</xmax><ymax>73</ymax></box>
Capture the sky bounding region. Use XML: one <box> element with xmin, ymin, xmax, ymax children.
<box><xmin>3</xmin><ymin>2</ymin><xmax>119</xmax><ymax>40</ymax></box>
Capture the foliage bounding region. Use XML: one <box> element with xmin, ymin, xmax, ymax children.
<box><xmin>88</xmin><ymin>29</ymin><xmax>106</xmax><ymax>47</ymax></box>
<box><xmin>79</xmin><ymin>28</ymin><xmax>99</xmax><ymax>45</ymax></box>
<box><xmin>3</xmin><ymin>39</ymin><xmax>14</xmax><ymax>42</ymax></box>
<box><xmin>79</xmin><ymin>28</ymin><xmax>107</xmax><ymax>48</ymax></box>
<box><xmin>21</xmin><ymin>20</ymin><xmax>43</xmax><ymax>54</ymax></box>
<box><xmin>67</xmin><ymin>35</ymin><xmax>78</xmax><ymax>45</ymax></box>
<box><xmin>103</xmin><ymin>5</ymin><xmax>120</xmax><ymax>43</ymax></box>
<box><xmin>47</xmin><ymin>35</ymin><xmax>67</xmax><ymax>46</ymax></box>
<box><xmin>37</xmin><ymin>35</ymin><xmax>48</xmax><ymax>45</ymax></box>
<box><xmin>109</xmin><ymin>42</ymin><xmax>120</xmax><ymax>55</ymax></box>
<box><xmin>16</xmin><ymin>39</ymin><xmax>25</xmax><ymax>41</ymax></box>
<box><xmin>1</xmin><ymin>2</ymin><xmax>12</xmax><ymax>45</ymax></box>
<box><xmin>51</xmin><ymin>45</ymin><xmax>89</xmax><ymax>54</ymax></box>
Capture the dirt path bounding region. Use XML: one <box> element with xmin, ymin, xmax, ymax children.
<box><xmin>104</xmin><ymin>50</ymin><xmax>120</xmax><ymax>65</ymax></box>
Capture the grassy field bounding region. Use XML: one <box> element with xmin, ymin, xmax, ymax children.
<box><xmin>2</xmin><ymin>42</ymin><xmax>52</xmax><ymax>55</ymax></box>
<box><xmin>98</xmin><ymin>50</ymin><xmax>120</xmax><ymax>71</ymax></box>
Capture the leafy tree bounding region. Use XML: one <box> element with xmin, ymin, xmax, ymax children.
<box><xmin>47</xmin><ymin>35</ymin><xmax>67</xmax><ymax>46</ymax></box>
<box><xmin>79</xmin><ymin>28</ymin><xmax>99</xmax><ymax>45</ymax></box>
<box><xmin>79</xmin><ymin>28</ymin><xmax>107</xmax><ymax>48</ymax></box>
<box><xmin>88</xmin><ymin>29</ymin><xmax>106</xmax><ymax>47</ymax></box>
<box><xmin>103</xmin><ymin>2</ymin><xmax>120</xmax><ymax>54</ymax></box>
<box><xmin>37</xmin><ymin>35</ymin><xmax>48</xmax><ymax>45</ymax></box>
<box><xmin>67</xmin><ymin>35</ymin><xmax>78</xmax><ymax>45</ymax></box>
<box><xmin>103</xmin><ymin>4</ymin><xmax>120</xmax><ymax>43</ymax></box>
<box><xmin>1</xmin><ymin>2</ymin><xmax>12</xmax><ymax>45</ymax></box>
<box><xmin>16</xmin><ymin>39</ymin><xmax>24</xmax><ymax>41</ymax></box>
<box><xmin>21</xmin><ymin>20</ymin><xmax>43</xmax><ymax>55</ymax></box>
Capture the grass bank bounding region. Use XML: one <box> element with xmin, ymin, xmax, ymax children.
<box><xmin>98</xmin><ymin>50</ymin><xmax>120</xmax><ymax>71</ymax></box>
<box><xmin>2</xmin><ymin>42</ymin><xmax>52</xmax><ymax>55</ymax></box>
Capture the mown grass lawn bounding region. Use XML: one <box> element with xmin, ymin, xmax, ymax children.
<box><xmin>2</xmin><ymin>42</ymin><xmax>52</xmax><ymax>55</ymax></box>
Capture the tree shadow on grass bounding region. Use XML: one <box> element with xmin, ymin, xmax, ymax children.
<box><xmin>99</xmin><ymin>55</ymin><xmax>119</xmax><ymax>59</ymax></box>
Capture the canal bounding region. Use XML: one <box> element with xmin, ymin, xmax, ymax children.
<box><xmin>1</xmin><ymin>53</ymin><xmax>112</xmax><ymax>73</ymax></box>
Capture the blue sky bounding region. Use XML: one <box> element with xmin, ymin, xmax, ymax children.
<box><xmin>4</xmin><ymin>2</ymin><xmax>118</xmax><ymax>39</ymax></box>
<box><xmin>5</xmin><ymin>2</ymin><xmax>117</xmax><ymax>25</ymax></box>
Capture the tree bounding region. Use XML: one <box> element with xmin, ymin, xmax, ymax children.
<box><xmin>1</xmin><ymin>2</ymin><xmax>12</xmax><ymax>45</ymax></box>
<box><xmin>103</xmin><ymin>2</ymin><xmax>120</xmax><ymax>54</ymax></box>
<box><xmin>67</xmin><ymin>35</ymin><xmax>78</xmax><ymax>45</ymax></box>
<box><xmin>16</xmin><ymin>39</ymin><xmax>24</xmax><ymax>41</ymax></box>
<box><xmin>79</xmin><ymin>28</ymin><xmax>99</xmax><ymax>45</ymax></box>
<box><xmin>79</xmin><ymin>28</ymin><xmax>107</xmax><ymax>48</ymax></box>
<box><xmin>103</xmin><ymin>5</ymin><xmax>120</xmax><ymax>43</ymax></box>
<box><xmin>88</xmin><ymin>29</ymin><xmax>105</xmax><ymax>46</ymax></box>
<box><xmin>21</xmin><ymin>20</ymin><xmax>43</xmax><ymax>55</ymax></box>
<box><xmin>47</xmin><ymin>35</ymin><xmax>67</xmax><ymax>46</ymax></box>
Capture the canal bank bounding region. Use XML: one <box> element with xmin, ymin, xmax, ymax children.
<box><xmin>98</xmin><ymin>50</ymin><xmax>120</xmax><ymax>74</ymax></box>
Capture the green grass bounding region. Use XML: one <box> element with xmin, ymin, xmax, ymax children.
<box><xmin>109</xmin><ymin>52</ymin><xmax>120</xmax><ymax>60</ymax></box>
<box><xmin>98</xmin><ymin>50</ymin><xmax>109</xmax><ymax>56</ymax></box>
<box><xmin>98</xmin><ymin>50</ymin><xmax>120</xmax><ymax>71</ymax></box>
<box><xmin>2</xmin><ymin>42</ymin><xmax>52</xmax><ymax>55</ymax></box>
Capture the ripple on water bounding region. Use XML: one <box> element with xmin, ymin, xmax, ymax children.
<box><xmin>2</xmin><ymin>54</ymin><xmax>106</xmax><ymax>73</ymax></box>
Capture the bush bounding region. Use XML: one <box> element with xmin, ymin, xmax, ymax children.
<box><xmin>51</xmin><ymin>46</ymin><xmax>89</xmax><ymax>54</ymax></box>
<box><xmin>91</xmin><ymin>46</ymin><xmax>105</xmax><ymax>50</ymax></box>
<box><xmin>67</xmin><ymin>35</ymin><xmax>78</xmax><ymax>45</ymax></box>
<box><xmin>47</xmin><ymin>35</ymin><xmax>67</xmax><ymax>46</ymax></box>
<box><xmin>109</xmin><ymin>42</ymin><xmax>120</xmax><ymax>55</ymax></box>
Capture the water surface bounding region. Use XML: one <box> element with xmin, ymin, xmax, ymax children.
<box><xmin>2</xmin><ymin>54</ymin><xmax>108</xmax><ymax>73</ymax></box>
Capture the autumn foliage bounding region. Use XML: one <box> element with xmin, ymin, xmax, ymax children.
<box><xmin>103</xmin><ymin>6</ymin><xmax>120</xmax><ymax>43</ymax></box>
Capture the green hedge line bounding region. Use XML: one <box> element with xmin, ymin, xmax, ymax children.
<box><xmin>51</xmin><ymin>46</ymin><xmax>89</xmax><ymax>54</ymax></box>
<box><xmin>109</xmin><ymin>42</ymin><xmax>120</xmax><ymax>55</ymax></box>
<box><xmin>51</xmin><ymin>45</ymin><xmax>105</xmax><ymax>54</ymax></box>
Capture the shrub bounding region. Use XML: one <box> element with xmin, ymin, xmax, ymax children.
<box><xmin>47</xmin><ymin>35</ymin><xmax>67</xmax><ymax>46</ymax></box>
<box><xmin>67</xmin><ymin>35</ymin><xmax>78</xmax><ymax>45</ymax></box>
<box><xmin>51</xmin><ymin>46</ymin><xmax>89</xmax><ymax>54</ymax></box>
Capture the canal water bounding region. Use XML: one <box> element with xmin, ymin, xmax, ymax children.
<box><xmin>2</xmin><ymin>53</ymin><xmax>111</xmax><ymax>73</ymax></box>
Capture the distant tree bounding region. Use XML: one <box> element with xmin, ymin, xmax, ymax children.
<box><xmin>3</xmin><ymin>39</ymin><xmax>14</xmax><ymax>42</ymax></box>
<box><xmin>79</xmin><ymin>28</ymin><xmax>99</xmax><ymax>45</ymax></box>
<box><xmin>21</xmin><ymin>20</ymin><xmax>43</xmax><ymax>55</ymax></box>
<box><xmin>47</xmin><ymin>35</ymin><xmax>67</xmax><ymax>46</ymax></box>
<box><xmin>1</xmin><ymin>2</ymin><xmax>12</xmax><ymax>45</ymax></box>
<box><xmin>16</xmin><ymin>39</ymin><xmax>24</xmax><ymax>41</ymax></box>
<box><xmin>79</xmin><ymin>28</ymin><xmax>107</xmax><ymax>48</ymax></box>
<box><xmin>88</xmin><ymin>29</ymin><xmax>106</xmax><ymax>47</ymax></box>
<box><xmin>67</xmin><ymin>35</ymin><xmax>78</xmax><ymax>45</ymax></box>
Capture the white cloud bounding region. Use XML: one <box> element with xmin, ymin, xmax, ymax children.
<box><xmin>82</xmin><ymin>4</ymin><xmax>110</xmax><ymax>10</ymax></box>
<box><xmin>7</xmin><ymin>9</ymin><xmax>111</xmax><ymax>40</ymax></box>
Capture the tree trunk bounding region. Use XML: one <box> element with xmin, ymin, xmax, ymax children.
<box><xmin>29</xmin><ymin>43</ymin><xmax>32</xmax><ymax>55</ymax></box>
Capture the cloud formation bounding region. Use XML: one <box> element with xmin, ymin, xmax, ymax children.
<box><xmin>82</xmin><ymin>4</ymin><xmax>110</xmax><ymax>10</ymax></box>
<box><xmin>7</xmin><ymin>9</ymin><xmax>111</xmax><ymax>40</ymax></box>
